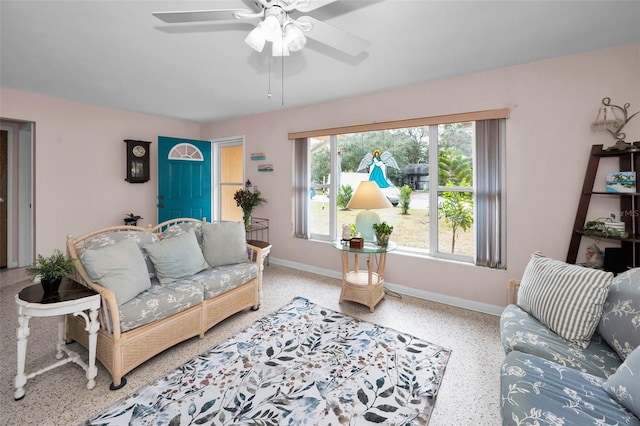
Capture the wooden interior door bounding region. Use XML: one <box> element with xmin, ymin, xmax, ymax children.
<box><xmin>0</xmin><ymin>130</ymin><xmax>7</xmax><ymax>268</ymax></box>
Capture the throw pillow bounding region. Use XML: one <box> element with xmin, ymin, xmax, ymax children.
<box><xmin>597</xmin><ymin>267</ymin><xmax>640</xmax><ymax>360</ymax></box>
<box><xmin>82</xmin><ymin>238</ymin><xmax>151</xmax><ymax>305</ymax></box>
<box><xmin>604</xmin><ymin>346</ymin><xmax>640</xmax><ymax>418</ymax></box>
<box><xmin>202</xmin><ymin>221</ymin><xmax>248</xmax><ymax>267</ymax></box>
<box><xmin>162</xmin><ymin>221</ymin><xmax>204</xmax><ymax>246</ymax></box>
<box><xmin>517</xmin><ymin>252</ymin><xmax>613</xmax><ymax>348</ymax></box>
<box><xmin>145</xmin><ymin>228</ymin><xmax>209</xmax><ymax>284</ymax></box>
<box><xmin>79</xmin><ymin>230</ymin><xmax>159</xmax><ymax>279</ymax></box>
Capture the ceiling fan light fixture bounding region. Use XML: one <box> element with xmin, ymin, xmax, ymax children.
<box><xmin>262</xmin><ymin>14</ymin><xmax>281</xmax><ymax>41</ymax></box>
<box><xmin>284</xmin><ymin>23</ymin><xmax>306</xmax><ymax>52</ymax></box>
<box><xmin>272</xmin><ymin>36</ymin><xmax>290</xmax><ymax>57</ymax></box>
<box><xmin>245</xmin><ymin>25</ymin><xmax>267</xmax><ymax>52</ymax></box>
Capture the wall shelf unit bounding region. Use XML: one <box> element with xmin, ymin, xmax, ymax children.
<box><xmin>567</xmin><ymin>143</ymin><xmax>640</xmax><ymax>270</ymax></box>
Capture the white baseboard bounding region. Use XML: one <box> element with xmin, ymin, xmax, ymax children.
<box><xmin>269</xmin><ymin>257</ymin><xmax>504</xmax><ymax>317</ymax></box>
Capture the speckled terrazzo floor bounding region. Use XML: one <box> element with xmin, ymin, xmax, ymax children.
<box><xmin>0</xmin><ymin>265</ymin><xmax>503</xmax><ymax>425</ymax></box>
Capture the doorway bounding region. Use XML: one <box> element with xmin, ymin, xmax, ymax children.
<box><xmin>0</xmin><ymin>120</ymin><xmax>34</xmax><ymax>268</ymax></box>
<box><xmin>157</xmin><ymin>136</ymin><xmax>212</xmax><ymax>223</ymax></box>
<box><xmin>213</xmin><ymin>137</ymin><xmax>244</xmax><ymax>222</ymax></box>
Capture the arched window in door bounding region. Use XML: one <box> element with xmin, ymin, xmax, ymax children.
<box><xmin>168</xmin><ymin>143</ymin><xmax>204</xmax><ymax>161</ymax></box>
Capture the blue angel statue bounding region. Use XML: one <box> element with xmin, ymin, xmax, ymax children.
<box><xmin>356</xmin><ymin>148</ymin><xmax>399</xmax><ymax>188</ymax></box>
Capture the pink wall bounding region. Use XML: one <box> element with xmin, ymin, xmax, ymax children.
<box><xmin>201</xmin><ymin>43</ymin><xmax>640</xmax><ymax>308</ymax></box>
<box><xmin>1</xmin><ymin>43</ymin><xmax>638</xmax><ymax>308</ymax></box>
<box><xmin>0</xmin><ymin>89</ymin><xmax>200</xmax><ymax>256</ymax></box>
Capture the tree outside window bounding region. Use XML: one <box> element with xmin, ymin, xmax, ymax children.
<box><xmin>309</xmin><ymin>122</ymin><xmax>475</xmax><ymax>260</ymax></box>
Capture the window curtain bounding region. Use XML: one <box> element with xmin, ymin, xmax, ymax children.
<box><xmin>293</xmin><ymin>138</ymin><xmax>309</xmax><ymax>239</ymax></box>
<box><xmin>475</xmin><ymin>119</ymin><xmax>506</xmax><ymax>269</ymax></box>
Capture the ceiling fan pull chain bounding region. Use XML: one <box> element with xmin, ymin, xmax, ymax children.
<box><xmin>267</xmin><ymin>55</ymin><xmax>272</xmax><ymax>99</ymax></box>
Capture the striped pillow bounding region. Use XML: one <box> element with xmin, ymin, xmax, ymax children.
<box><xmin>517</xmin><ymin>252</ymin><xmax>613</xmax><ymax>348</ymax></box>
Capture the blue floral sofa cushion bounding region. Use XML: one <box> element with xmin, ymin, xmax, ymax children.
<box><xmin>501</xmin><ymin>304</ymin><xmax>622</xmax><ymax>378</ymax></box>
<box><xmin>119</xmin><ymin>280</ymin><xmax>204</xmax><ymax>332</ymax></box>
<box><xmin>597</xmin><ymin>268</ymin><xmax>640</xmax><ymax>361</ymax></box>
<box><xmin>182</xmin><ymin>261</ymin><xmax>258</xmax><ymax>300</ymax></box>
<box><xmin>501</xmin><ymin>351</ymin><xmax>640</xmax><ymax>426</ymax></box>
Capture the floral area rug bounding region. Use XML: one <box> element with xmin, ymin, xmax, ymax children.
<box><xmin>84</xmin><ymin>297</ymin><xmax>451</xmax><ymax>425</ymax></box>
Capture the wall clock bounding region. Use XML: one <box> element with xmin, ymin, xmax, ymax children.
<box><xmin>124</xmin><ymin>139</ymin><xmax>151</xmax><ymax>183</ymax></box>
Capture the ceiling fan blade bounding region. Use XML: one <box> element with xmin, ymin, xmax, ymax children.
<box><xmin>297</xmin><ymin>15</ymin><xmax>369</xmax><ymax>56</ymax></box>
<box><xmin>152</xmin><ymin>9</ymin><xmax>253</xmax><ymax>23</ymax></box>
<box><xmin>295</xmin><ymin>0</ymin><xmax>339</xmax><ymax>13</ymax></box>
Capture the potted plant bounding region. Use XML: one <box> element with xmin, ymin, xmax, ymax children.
<box><xmin>584</xmin><ymin>213</ymin><xmax>627</xmax><ymax>238</ymax></box>
<box><xmin>234</xmin><ymin>188</ymin><xmax>267</xmax><ymax>231</ymax></box>
<box><xmin>372</xmin><ymin>221</ymin><xmax>393</xmax><ymax>247</ymax></box>
<box><xmin>26</xmin><ymin>249</ymin><xmax>76</xmax><ymax>294</ymax></box>
<box><xmin>124</xmin><ymin>213</ymin><xmax>143</xmax><ymax>226</ymax></box>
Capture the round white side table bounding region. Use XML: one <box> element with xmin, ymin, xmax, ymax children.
<box><xmin>14</xmin><ymin>277</ymin><xmax>101</xmax><ymax>400</ymax></box>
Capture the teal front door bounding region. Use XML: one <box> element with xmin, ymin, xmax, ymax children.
<box><xmin>158</xmin><ymin>136</ymin><xmax>212</xmax><ymax>223</ymax></box>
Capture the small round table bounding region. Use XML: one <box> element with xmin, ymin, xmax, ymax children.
<box><xmin>14</xmin><ymin>278</ymin><xmax>101</xmax><ymax>400</ymax></box>
<box><xmin>332</xmin><ymin>240</ymin><xmax>397</xmax><ymax>312</ymax></box>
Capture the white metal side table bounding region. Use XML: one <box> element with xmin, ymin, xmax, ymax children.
<box><xmin>332</xmin><ymin>240</ymin><xmax>397</xmax><ymax>312</ymax></box>
<box><xmin>14</xmin><ymin>277</ymin><xmax>100</xmax><ymax>400</ymax></box>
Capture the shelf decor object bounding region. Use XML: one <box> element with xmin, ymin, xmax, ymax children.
<box><xmin>592</xmin><ymin>97</ymin><xmax>639</xmax><ymax>151</ymax></box>
<box><xmin>606</xmin><ymin>171</ymin><xmax>636</xmax><ymax>193</ymax></box>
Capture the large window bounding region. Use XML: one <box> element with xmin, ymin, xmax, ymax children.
<box><xmin>293</xmin><ymin>110</ymin><xmax>507</xmax><ymax>268</ymax></box>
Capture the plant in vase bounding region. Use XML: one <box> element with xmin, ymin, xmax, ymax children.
<box><xmin>26</xmin><ymin>249</ymin><xmax>76</xmax><ymax>294</ymax></box>
<box><xmin>234</xmin><ymin>188</ymin><xmax>267</xmax><ymax>231</ymax></box>
<box><xmin>372</xmin><ymin>221</ymin><xmax>393</xmax><ymax>247</ymax></box>
<box><xmin>584</xmin><ymin>213</ymin><xmax>627</xmax><ymax>238</ymax></box>
<box><xmin>124</xmin><ymin>213</ymin><xmax>143</xmax><ymax>226</ymax></box>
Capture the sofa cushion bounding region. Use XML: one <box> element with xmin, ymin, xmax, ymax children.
<box><xmin>604</xmin><ymin>346</ymin><xmax>640</xmax><ymax>418</ymax></box>
<box><xmin>145</xmin><ymin>228</ymin><xmax>209</xmax><ymax>284</ymax></box>
<box><xmin>79</xmin><ymin>230</ymin><xmax>159</xmax><ymax>278</ymax></box>
<box><xmin>162</xmin><ymin>221</ymin><xmax>204</xmax><ymax>246</ymax></box>
<box><xmin>181</xmin><ymin>261</ymin><xmax>258</xmax><ymax>299</ymax></box>
<box><xmin>597</xmin><ymin>268</ymin><xmax>640</xmax><ymax>360</ymax></box>
<box><xmin>517</xmin><ymin>252</ymin><xmax>613</xmax><ymax>348</ymax></box>
<box><xmin>501</xmin><ymin>304</ymin><xmax>621</xmax><ymax>378</ymax></box>
<box><xmin>118</xmin><ymin>279</ymin><xmax>205</xmax><ymax>332</ymax></box>
<box><xmin>82</xmin><ymin>238</ymin><xmax>152</xmax><ymax>305</ymax></box>
<box><xmin>501</xmin><ymin>351</ymin><xmax>640</xmax><ymax>426</ymax></box>
<box><xmin>202</xmin><ymin>221</ymin><xmax>247</xmax><ymax>267</ymax></box>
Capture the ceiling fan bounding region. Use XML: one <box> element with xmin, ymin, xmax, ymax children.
<box><xmin>152</xmin><ymin>0</ymin><xmax>370</xmax><ymax>57</ymax></box>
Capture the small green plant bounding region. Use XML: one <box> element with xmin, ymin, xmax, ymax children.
<box><xmin>372</xmin><ymin>221</ymin><xmax>394</xmax><ymax>235</ymax></box>
<box><xmin>337</xmin><ymin>184</ymin><xmax>353</xmax><ymax>209</ymax></box>
<box><xmin>26</xmin><ymin>249</ymin><xmax>76</xmax><ymax>282</ymax></box>
<box><xmin>399</xmin><ymin>185</ymin><xmax>412</xmax><ymax>215</ymax></box>
<box><xmin>439</xmin><ymin>185</ymin><xmax>474</xmax><ymax>253</ymax></box>
<box><xmin>584</xmin><ymin>213</ymin><xmax>627</xmax><ymax>237</ymax></box>
<box><xmin>350</xmin><ymin>223</ymin><xmax>358</xmax><ymax>237</ymax></box>
<box><xmin>125</xmin><ymin>213</ymin><xmax>143</xmax><ymax>221</ymax></box>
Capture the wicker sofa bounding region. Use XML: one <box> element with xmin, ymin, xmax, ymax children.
<box><xmin>65</xmin><ymin>218</ymin><xmax>267</xmax><ymax>390</ymax></box>
<box><xmin>500</xmin><ymin>254</ymin><xmax>640</xmax><ymax>425</ymax></box>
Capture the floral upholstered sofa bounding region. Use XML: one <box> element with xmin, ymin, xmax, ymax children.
<box><xmin>500</xmin><ymin>253</ymin><xmax>640</xmax><ymax>425</ymax></box>
<box><xmin>65</xmin><ymin>218</ymin><xmax>267</xmax><ymax>390</ymax></box>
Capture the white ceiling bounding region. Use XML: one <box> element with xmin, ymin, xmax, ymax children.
<box><xmin>1</xmin><ymin>1</ymin><xmax>639</xmax><ymax>124</ymax></box>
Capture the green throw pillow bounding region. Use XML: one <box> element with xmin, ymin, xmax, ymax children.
<box><xmin>82</xmin><ymin>238</ymin><xmax>151</xmax><ymax>305</ymax></box>
<box><xmin>145</xmin><ymin>228</ymin><xmax>209</xmax><ymax>284</ymax></box>
<box><xmin>202</xmin><ymin>221</ymin><xmax>248</xmax><ymax>267</ymax></box>
<box><xmin>517</xmin><ymin>252</ymin><xmax>613</xmax><ymax>348</ymax></box>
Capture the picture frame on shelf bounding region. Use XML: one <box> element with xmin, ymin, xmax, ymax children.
<box><xmin>606</xmin><ymin>171</ymin><xmax>636</xmax><ymax>193</ymax></box>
